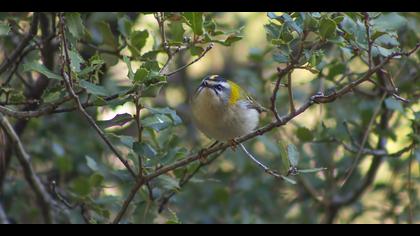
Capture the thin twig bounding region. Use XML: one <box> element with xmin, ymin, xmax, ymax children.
<box><xmin>158</xmin><ymin>146</ymin><xmax>226</xmax><ymax>213</ymax></box>
<box><xmin>287</xmin><ymin>71</ymin><xmax>296</xmax><ymax>114</ymax></box>
<box><xmin>340</xmin><ymin>92</ymin><xmax>387</xmax><ymax>187</ymax></box>
<box><xmin>50</xmin><ymin>180</ymin><xmax>92</xmax><ymax>224</ymax></box>
<box><xmin>58</xmin><ymin>13</ymin><xmax>136</xmax><ymax>178</ymax></box>
<box><xmin>0</xmin><ymin>113</ymin><xmax>55</xmax><ymax>223</ymax></box>
<box><xmin>163</xmin><ymin>43</ymin><xmax>214</xmax><ymax>77</ymax></box>
<box><xmin>0</xmin><ymin>13</ymin><xmax>40</xmax><ymax>76</ymax></box>
<box><xmin>239</xmin><ymin>143</ymin><xmax>285</xmax><ymax>179</ymax></box>
<box><xmin>270</xmin><ymin>65</ymin><xmax>293</xmax><ymax>121</ymax></box>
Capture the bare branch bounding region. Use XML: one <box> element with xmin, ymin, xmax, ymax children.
<box><xmin>340</xmin><ymin>92</ymin><xmax>387</xmax><ymax>187</ymax></box>
<box><xmin>287</xmin><ymin>71</ymin><xmax>296</xmax><ymax>114</ymax></box>
<box><xmin>0</xmin><ymin>113</ymin><xmax>55</xmax><ymax>223</ymax></box>
<box><xmin>163</xmin><ymin>43</ymin><xmax>214</xmax><ymax>77</ymax></box>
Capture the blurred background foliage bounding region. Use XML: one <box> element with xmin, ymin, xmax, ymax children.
<box><xmin>0</xmin><ymin>12</ymin><xmax>419</xmax><ymax>224</ymax></box>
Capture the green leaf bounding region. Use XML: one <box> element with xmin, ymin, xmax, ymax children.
<box><xmin>133</xmin><ymin>142</ymin><xmax>157</xmax><ymax>159</ymax></box>
<box><xmin>371</xmin><ymin>45</ymin><xmax>396</xmax><ymax>57</ymax></box>
<box><xmin>223</xmin><ymin>34</ymin><xmax>242</xmax><ymax>46</ymax></box>
<box><xmin>278</xmin><ymin>141</ymin><xmax>290</xmax><ymax>174</ymax></box>
<box><xmin>85</xmin><ymin>155</ymin><xmax>99</xmax><ymax>171</ymax></box>
<box><xmin>23</xmin><ymin>62</ymin><xmax>62</xmax><ymax>80</ymax></box>
<box><xmin>182</xmin><ymin>12</ymin><xmax>204</xmax><ymax>35</ymax></box>
<box><xmin>117</xmin><ymin>15</ymin><xmax>133</xmax><ymax>38</ymax></box>
<box><xmin>131</xmin><ymin>30</ymin><xmax>149</xmax><ymax>52</ymax></box>
<box><xmin>89</xmin><ymin>173</ymin><xmax>104</xmax><ymax>187</ymax></box>
<box><xmin>287</xmin><ymin>144</ymin><xmax>299</xmax><ymax>167</ymax></box>
<box><xmin>281</xmin><ymin>175</ymin><xmax>297</xmax><ymax>185</ymax></box>
<box><xmin>385</xmin><ymin>97</ymin><xmax>404</xmax><ymax>113</ymax></box>
<box><xmin>157</xmin><ymin>175</ymin><xmax>180</xmax><ymax>191</ymax></box>
<box><xmin>65</xmin><ymin>13</ymin><xmax>85</xmax><ymax>39</ymax></box>
<box><xmin>371</xmin><ymin>13</ymin><xmax>407</xmax><ymax>32</ymax></box>
<box><xmin>273</xmin><ymin>52</ymin><xmax>289</xmax><ymax>63</ymax></box>
<box><xmin>147</xmin><ymin>107</ymin><xmax>182</xmax><ymax>125</ymax></box>
<box><xmin>0</xmin><ymin>21</ymin><xmax>10</xmax><ymax>36</ymax></box>
<box><xmin>190</xmin><ymin>46</ymin><xmax>204</xmax><ymax>56</ymax></box>
<box><xmin>299</xmin><ymin>167</ymin><xmax>327</xmax><ymax>174</ymax></box>
<box><xmin>168</xmin><ymin>21</ymin><xmax>185</xmax><ymax>43</ymax></box>
<box><xmin>123</xmin><ymin>56</ymin><xmax>134</xmax><ymax>80</ymax></box>
<box><xmin>142</xmin><ymin>114</ymin><xmax>173</xmax><ymax>131</ymax></box>
<box><xmin>371</xmin><ymin>31</ymin><xmax>387</xmax><ymax>42</ymax></box>
<box><xmin>297</xmin><ymin>127</ymin><xmax>314</xmax><ymax>142</ymax></box>
<box><xmin>319</xmin><ymin>17</ymin><xmax>337</xmax><ymax>39</ymax></box>
<box><xmin>79</xmin><ymin>80</ymin><xmax>109</xmax><ymax>96</ymax></box>
<box><xmin>134</xmin><ymin>68</ymin><xmax>150</xmax><ymax>83</ymax></box>
<box><xmin>69</xmin><ymin>49</ymin><xmax>84</xmax><ymax>72</ymax></box>
<box><xmin>97</xmin><ymin>113</ymin><xmax>133</xmax><ymax>129</ymax></box>
<box><xmin>71</xmin><ymin>177</ymin><xmax>91</xmax><ymax>196</ymax></box>
<box><xmin>97</xmin><ymin>21</ymin><xmax>117</xmax><ymax>49</ymax></box>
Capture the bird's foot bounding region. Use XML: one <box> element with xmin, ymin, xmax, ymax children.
<box><xmin>198</xmin><ymin>149</ymin><xmax>208</xmax><ymax>164</ymax></box>
<box><xmin>229</xmin><ymin>139</ymin><xmax>240</xmax><ymax>151</ymax></box>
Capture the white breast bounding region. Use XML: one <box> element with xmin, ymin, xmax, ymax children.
<box><xmin>191</xmin><ymin>89</ymin><xmax>259</xmax><ymax>141</ymax></box>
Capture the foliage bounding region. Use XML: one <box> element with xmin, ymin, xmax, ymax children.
<box><xmin>0</xmin><ymin>12</ymin><xmax>419</xmax><ymax>224</ymax></box>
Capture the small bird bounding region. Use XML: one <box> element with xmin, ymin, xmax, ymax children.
<box><xmin>191</xmin><ymin>75</ymin><xmax>265</xmax><ymax>148</ymax></box>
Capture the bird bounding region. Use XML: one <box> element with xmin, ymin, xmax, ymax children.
<box><xmin>191</xmin><ymin>75</ymin><xmax>265</xmax><ymax>150</ymax></box>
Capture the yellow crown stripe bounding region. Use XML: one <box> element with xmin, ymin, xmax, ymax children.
<box><xmin>227</xmin><ymin>81</ymin><xmax>240</xmax><ymax>105</ymax></box>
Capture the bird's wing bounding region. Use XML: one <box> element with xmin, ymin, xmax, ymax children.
<box><xmin>246</xmin><ymin>95</ymin><xmax>268</xmax><ymax>114</ymax></box>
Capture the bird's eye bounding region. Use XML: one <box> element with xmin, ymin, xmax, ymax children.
<box><xmin>215</xmin><ymin>84</ymin><xmax>223</xmax><ymax>91</ymax></box>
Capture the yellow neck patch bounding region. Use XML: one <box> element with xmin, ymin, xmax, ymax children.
<box><xmin>227</xmin><ymin>81</ymin><xmax>241</xmax><ymax>105</ymax></box>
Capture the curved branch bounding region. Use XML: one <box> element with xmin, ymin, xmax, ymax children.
<box><xmin>0</xmin><ymin>13</ymin><xmax>39</xmax><ymax>76</ymax></box>
<box><xmin>0</xmin><ymin>113</ymin><xmax>55</xmax><ymax>223</ymax></box>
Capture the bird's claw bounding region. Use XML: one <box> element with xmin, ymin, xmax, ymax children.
<box><xmin>229</xmin><ymin>139</ymin><xmax>240</xmax><ymax>151</ymax></box>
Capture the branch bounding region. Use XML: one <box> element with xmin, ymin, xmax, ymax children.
<box><xmin>0</xmin><ymin>13</ymin><xmax>39</xmax><ymax>76</ymax></box>
<box><xmin>340</xmin><ymin>92</ymin><xmax>387</xmax><ymax>187</ymax></box>
<box><xmin>163</xmin><ymin>43</ymin><xmax>214</xmax><ymax>77</ymax></box>
<box><xmin>362</xmin><ymin>12</ymin><xmax>372</xmax><ymax>69</ymax></box>
<box><xmin>287</xmin><ymin>71</ymin><xmax>296</xmax><ymax>113</ymax></box>
<box><xmin>270</xmin><ymin>64</ymin><xmax>293</xmax><ymax>121</ymax></box>
<box><xmin>58</xmin><ymin>13</ymin><xmax>136</xmax><ymax>178</ymax></box>
<box><xmin>331</xmin><ymin>56</ymin><xmax>397</xmax><ymax>208</ymax></box>
<box><xmin>341</xmin><ymin>141</ymin><xmax>414</xmax><ymax>157</ymax></box>
<box><xmin>0</xmin><ymin>113</ymin><xmax>55</xmax><ymax>223</ymax></box>
<box><xmin>158</xmin><ymin>146</ymin><xmax>227</xmax><ymax>213</ymax></box>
